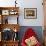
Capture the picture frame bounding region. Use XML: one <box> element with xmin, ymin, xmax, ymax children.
<box><xmin>2</xmin><ymin>10</ymin><xmax>9</xmax><ymax>15</ymax></box>
<box><xmin>9</xmin><ymin>10</ymin><xmax>17</xmax><ymax>15</ymax></box>
<box><xmin>9</xmin><ymin>10</ymin><xmax>15</xmax><ymax>15</ymax></box>
<box><xmin>24</xmin><ymin>8</ymin><xmax>37</xmax><ymax>19</ymax></box>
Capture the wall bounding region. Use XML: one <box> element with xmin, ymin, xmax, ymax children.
<box><xmin>43</xmin><ymin>0</ymin><xmax>45</xmax><ymax>26</ymax></box>
<box><xmin>0</xmin><ymin>0</ymin><xmax>44</xmax><ymax>26</ymax></box>
<box><xmin>18</xmin><ymin>0</ymin><xmax>44</xmax><ymax>26</ymax></box>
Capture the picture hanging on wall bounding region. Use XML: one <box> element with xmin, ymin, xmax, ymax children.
<box><xmin>24</xmin><ymin>8</ymin><xmax>37</xmax><ymax>19</ymax></box>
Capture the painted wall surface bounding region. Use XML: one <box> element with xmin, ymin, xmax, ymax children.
<box><xmin>0</xmin><ymin>0</ymin><xmax>44</xmax><ymax>26</ymax></box>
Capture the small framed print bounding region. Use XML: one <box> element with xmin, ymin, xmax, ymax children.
<box><xmin>9</xmin><ymin>10</ymin><xmax>17</xmax><ymax>15</ymax></box>
<box><xmin>2</xmin><ymin>10</ymin><xmax>9</xmax><ymax>15</ymax></box>
<box><xmin>10</xmin><ymin>11</ymin><xmax>15</xmax><ymax>15</ymax></box>
<box><xmin>9</xmin><ymin>11</ymin><xmax>18</xmax><ymax>15</ymax></box>
<box><xmin>24</xmin><ymin>8</ymin><xmax>37</xmax><ymax>19</ymax></box>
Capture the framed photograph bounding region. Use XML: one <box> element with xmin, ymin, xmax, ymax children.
<box><xmin>2</xmin><ymin>10</ymin><xmax>9</xmax><ymax>15</ymax></box>
<box><xmin>9</xmin><ymin>10</ymin><xmax>17</xmax><ymax>15</ymax></box>
<box><xmin>24</xmin><ymin>8</ymin><xmax>37</xmax><ymax>19</ymax></box>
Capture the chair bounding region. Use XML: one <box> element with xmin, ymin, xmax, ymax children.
<box><xmin>21</xmin><ymin>28</ymin><xmax>41</xmax><ymax>46</ymax></box>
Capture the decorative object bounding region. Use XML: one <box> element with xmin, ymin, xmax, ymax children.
<box><xmin>25</xmin><ymin>36</ymin><xmax>38</xmax><ymax>46</ymax></box>
<box><xmin>2</xmin><ymin>10</ymin><xmax>9</xmax><ymax>15</ymax></box>
<box><xmin>9</xmin><ymin>10</ymin><xmax>15</xmax><ymax>15</ymax></box>
<box><xmin>2</xmin><ymin>28</ymin><xmax>13</xmax><ymax>41</ymax></box>
<box><xmin>13</xmin><ymin>32</ymin><xmax>18</xmax><ymax>41</ymax></box>
<box><xmin>5</xmin><ymin>18</ymin><xmax>8</xmax><ymax>24</ymax></box>
<box><xmin>14</xmin><ymin>28</ymin><xmax>17</xmax><ymax>32</ymax></box>
<box><xmin>24</xmin><ymin>8</ymin><xmax>37</xmax><ymax>19</ymax></box>
<box><xmin>15</xmin><ymin>0</ymin><xmax>17</xmax><ymax>7</ymax></box>
<box><xmin>9</xmin><ymin>10</ymin><xmax>17</xmax><ymax>15</ymax></box>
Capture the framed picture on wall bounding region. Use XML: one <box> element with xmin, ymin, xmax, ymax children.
<box><xmin>24</xmin><ymin>8</ymin><xmax>37</xmax><ymax>19</ymax></box>
<box><xmin>2</xmin><ymin>10</ymin><xmax>9</xmax><ymax>15</ymax></box>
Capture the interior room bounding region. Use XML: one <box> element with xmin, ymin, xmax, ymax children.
<box><xmin>0</xmin><ymin>0</ymin><xmax>45</xmax><ymax>46</ymax></box>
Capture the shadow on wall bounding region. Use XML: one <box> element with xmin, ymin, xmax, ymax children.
<box><xmin>18</xmin><ymin>26</ymin><xmax>44</xmax><ymax>44</ymax></box>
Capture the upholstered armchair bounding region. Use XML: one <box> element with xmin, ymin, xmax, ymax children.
<box><xmin>21</xmin><ymin>28</ymin><xmax>41</xmax><ymax>46</ymax></box>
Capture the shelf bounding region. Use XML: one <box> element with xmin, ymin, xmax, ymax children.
<box><xmin>0</xmin><ymin>7</ymin><xmax>20</xmax><ymax>46</ymax></box>
<box><xmin>0</xmin><ymin>7</ymin><xmax>19</xmax><ymax>24</ymax></box>
<box><xmin>1</xmin><ymin>15</ymin><xmax>18</xmax><ymax>24</ymax></box>
<box><xmin>0</xmin><ymin>24</ymin><xmax>20</xmax><ymax>32</ymax></box>
<box><xmin>0</xmin><ymin>7</ymin><xmax>19</xmax><ymax>15</ymax></box>
<box><xmin>2</xmin><ymin>40</ymin><xmax>19</xmax><ymax>43</ymax></box>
